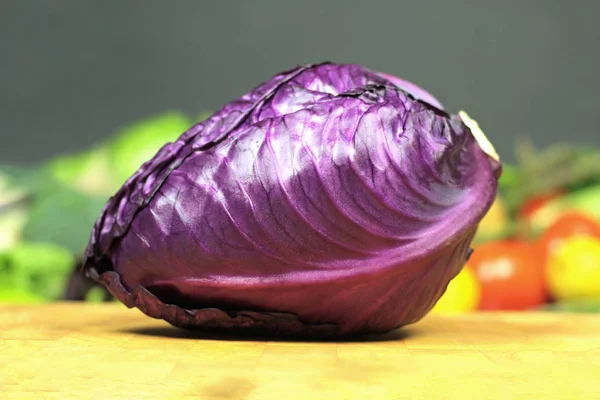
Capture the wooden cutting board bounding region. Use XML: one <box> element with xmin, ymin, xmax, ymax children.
<box><xmin>1</xmin><ymin>302</ymin><xmax>599</xmax><ymax>400</ymax></box>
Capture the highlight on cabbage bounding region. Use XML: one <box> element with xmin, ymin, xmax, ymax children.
<box><xmin>82</xmin><ymin>62</ymin><xmax>501</xmax><ymax>337</ymax></box>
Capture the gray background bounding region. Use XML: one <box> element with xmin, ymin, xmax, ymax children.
<box><xmin>1</xmin><ymin>0</ymin><xmax>599</xmax><ymax>165</ymax></box>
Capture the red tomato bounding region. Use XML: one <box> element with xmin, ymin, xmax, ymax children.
<box><xmin>536</xmin><ymin>211</ymin><xmax>600</xmax><ymax>270</ymax></box>
<box><xmin>467</xmin><ymin>240</ymin><xmax>547</xmax><ymax>311</ymax></box>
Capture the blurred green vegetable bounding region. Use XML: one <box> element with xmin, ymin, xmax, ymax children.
<box><xmin>0</xmin><ymin>209</ymin><xmax>27</xmax><ymax>251</ymax></box>
<box><xmin>539</xmin><ymin>297</ymin><xmax>600</xmax><ymax>313</ymax></box>
<box><xmin>0</xmin><ymin>242</ymin><xmax>74</xmax><ymax>301</ymax></box>
<box><xmin>1</xmin><ymin>165</ymin><xmax>107</xmax><ymax>255</ymax></box>
<box><xmin>497</xmin><ymin>163</ymin><xmax>519</xmax><ymax>191</ymax></box>
<box><xmin>0</xmin><ymin>171</ymin><xmax>29</xmax><ymax>251</ymax></box>
<box><xmin>85</xmin><ymin>286</ymin><xmax>112</xmax><ymax>303</ymax></box>
<box><xmin>46</xmin><ymin>146</ymin><xmax>113</xmax><ymax>196</ymax></box>
<box><xmin>21</xmin><ymin>186</ymin><xmax>107</xmax><ymax>255</ymax></box>
<box><xmin>0</xmin><ymin>286</ymin><xmax>46</xmax><ymax>304</ymax></box>
<box><xmin>557</xmin><ymin>185</ymin><xmax>600</xmax><ymax>219</ymax></box>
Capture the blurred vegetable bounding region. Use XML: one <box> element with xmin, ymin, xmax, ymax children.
<box><xmin>500</xmin><ymin>140</ymin><xmax>600</xmax><ymax>218</ymax></box>
<box><xmin>85</xmin><ymin>286</ymin><xmax>112</xmax><ymax>303</ymax></box>
<box><xmin>468</xmin><ymin>240</ymin><xmax>547</xmax><ymax>310</ymax></box>
<box><xmin>0</xmin><ymin>208</ymin><xmax>27</xmax><ymax>251</ymax></box>
<box><xmin>0</xmin><ymin>286</ymin><xmax>46</xmax><ymax>304</ymax></box>
<box><xmin>431</xmin><ymin>266</ymin><xmax>481</xmax><ymax>314</ymax></box>
<box><xmin>47</xmin><ymin>146</ymin><xmax>113</xmax><ymax>196</ymax></box>
<box><xmin>562</xmin><ymin>184</ymin><xmax>600</xmax><ymax>219</ymax></box>
<box><xmin>536</xmin><ymin>211</ymin><xmax>600</xmax><ymax>276</ymax></box>
<box><xmin>518</xmin><ymin>190</ymin><xmax>565</xmax><ymax>220</ymax></box>
<box><xmin>523</xmin><ymin>185</ymin><xmax>600</xmax><ymax>238</ymax></box>
<box><xmin>21</xmin><ymin>185</ymin><xmax>107</xmax><ymax>256</ymax></box>
<box><xmin>546</xmin><ymin>236</ymin><xmax>600</xmax><ymax>301</ymax></box>
<box><xmin>497</xmin><ymin>163</ymin><xmax>520</xmax><ymax>191</ymax></box>
<box><xmin>0</xmin><ymin>164</ymin><xmax>108</xmax><ymax>256</ymax></box>
<box><xmin>539</xmin><ymin>297</ymin><xmax>600</xmax><ymax>313</ymax></box>
<box><xmin>474</xmin><ymin>195</ymin><xmax>511</xmax><ymax>243</ymax></box>
<box><xmin>82</xmin><ymin>62</ymin><xmax>501</xmax><ymax>336</ymax></box>
<box><xmin>0</xmin><ymin>172</ymin><xmax>28</xmax><ymax>251</ymax></box>
<box><xmin>0</xmin><ymin>242</ymin><xmax>74</xmax><ymax>301</ymax></box>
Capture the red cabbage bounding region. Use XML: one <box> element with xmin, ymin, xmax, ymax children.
<box><xmin>82</xmin><ymin>62</ymin><xmax>501</xmax><ymax>337</ymax></box>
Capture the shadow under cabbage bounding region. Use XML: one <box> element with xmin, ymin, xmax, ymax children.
<box><xmin>118</xmin><ymin>324</ymin><xmax>418</xmax><ymax>343</ymax></box>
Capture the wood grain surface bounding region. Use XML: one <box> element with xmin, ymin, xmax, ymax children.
<box><xmin>0</xmin><ymin>302</ymin><xmax>599</xmax><ymax>400</ymax></box>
